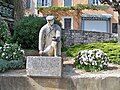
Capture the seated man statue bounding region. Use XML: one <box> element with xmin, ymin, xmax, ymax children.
<box><xmin>39</xmin><ymin>15</ymin><xmax>61</xmax><ymax>56</ymax></box>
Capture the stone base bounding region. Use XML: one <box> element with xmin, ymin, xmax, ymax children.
<box><xmin>26</xmin><ymin>56</ymin><xmax>62</xmax><ymax>77</ymax></box>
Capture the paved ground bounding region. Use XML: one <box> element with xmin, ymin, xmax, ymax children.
<box><xmin>0</xmin><ymin>58</ymin><xmax>120</xmax><ymax>79</ymax></box>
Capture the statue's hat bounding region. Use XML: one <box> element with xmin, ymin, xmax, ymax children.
<box><xmin>46</xmin><ymin>15</ymin><xmax>54</xmax><ymax>21</ymax></box>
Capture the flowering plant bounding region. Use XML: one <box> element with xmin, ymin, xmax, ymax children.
<box><xmin>0</xmin><ymin>20</ymin><xmax>25</xmax><ymax>72</ymax></box>
<box><xmin>75</xmin><ymin>49</ymin><xmax>109</xmax><ymax>71</ymax></box>
<box><xmin>0</xmin><ymin>43</ymin><xmax>25</xmax><ymax>61</ymax></box>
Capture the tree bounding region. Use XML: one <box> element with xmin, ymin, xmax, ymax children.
<box><xmin>13</xmin><ymin>0</ymin><xmax>25</xmax><ymax>20</ymax></box>
<box><xmin>100</xmin><ymin>0</ymin><xmax>120</xmax><ymax>42</ymax></box>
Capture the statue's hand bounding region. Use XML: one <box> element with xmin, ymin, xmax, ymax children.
<box><xmin>39</xmin><ymin>50</ymin><xmax>44</xmax><ymax>55</ymax></box>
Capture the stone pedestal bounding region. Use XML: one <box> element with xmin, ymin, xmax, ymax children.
<box><xmin>26</xmin><ymin>56</ymin><xmax>62</xmax><ymax>77</ymax></box>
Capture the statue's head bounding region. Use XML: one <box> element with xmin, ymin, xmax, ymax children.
<box><xmin>46</xmin><ymin>15</ymin><xmax>54</xmax><ymax>26</ymax></box>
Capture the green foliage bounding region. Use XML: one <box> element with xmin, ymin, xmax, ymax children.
<box><xmin>0</xmin><ymin>20</ymin><xmax>25</xmax><ymax>73</ymax></box>
<box><xmin>0</xmin><ymin>43</ymin><xmax>25</xmax><ymax>72</ymax></box>
<box><xmin>13</xmin><ymin>15</ymin><xmax>46</xmax><ymax>49</ymax></box>
<box><xmin>0</xmin><ymin>59</ymin><xmax>25</xmax><ymax>72</ymax></box>
<box><xmin>39</xmin><ymin>4</ymin><xmax>109</xmax><ymax>11</ymax></box>
<box><xmin>0</xmin><ymin>59</ymin><xmax>9</xmax><ymax>72</ymax></box>
<box><xmin>0</xmin><ymin>43</ymin><xmax>25</xmax><ymax>61</ymax></box>
<box><xmin>0</xmin><ymin>20</ymin><xmax>11</xmax><ymax>44</ymax></box>
<box><xmin>13</xmin><ymin>15</ymin><xmax>62</xmax><ymax>49</ymax></box>
<box><xmin>8</xmin><ymin>60</ymin><xmax>25</xmax><ymax>69</ymax></box>
<box><xmin>103</xmin><ymin>39</ymin><xmax>118</xmax><ymax>43</ymax></box>
<box><xmin>61</xmin><ymin>35</ymin><xmax>67</xmax><ymax>52</ymax></box>
<box><xmin>66</xmin><ymin>42</ymin><xmax>120</xmax><ymax>64</ymax></box>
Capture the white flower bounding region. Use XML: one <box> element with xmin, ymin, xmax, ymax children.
<box><xmin>6</xmin><ymin>56</ymin><xmax>8</xmax><ymax>59</ymax></box>
<box><xmin>84</xmin><ymin>61</ymin><xmax>88</xmax><ymax>65</ymax></box>
<box><xmin>100</xmin><ymin>64</ymin><xmax>103</xmax><ymax>68</ymax></box>
<box><xmin>20</xmin><ymin>50</ymin><xmax>24</xmax><ymax>54</ymax></box>
<box><xmin>4</xmin><ymin>43</ymin><xmax>10</xmax><ymax>47</ymax></box>
<box><xmin>6</xmin><ymin>46</ymin><xmax>10</xmax><ymax>48</ymax></box>
<box><xmin>79</xmin><ymin>60</ymin><xmax>83</xmax><ymax>64</ymax></box>
<box><xmin>18</xmin><ymin>48</ymin><xmax>20</xmax><ymax>51</ymax></box>
<box><xmin>92</xmin><ymin>62</ymin><xmax>95</xmax><ymax>65</ymax></box>
<box><xmin>0</xmin><ymin>47</ymin><xmax>2</xmax><ymax>49</ymax></box>
<box><xmin>89</xmin><ymin>57</ymin><xmax>94</xmax><ymax>62</ymax></box>
<box><xmin>88</xmin><ymin>50</ymin><xmax>93</xmax><ymax>54</ymax></box>
<box><xmin>81</xmin><ymin>50</ymin><xmax>88</xmax><ymax>55</ymax></box>
<box><xmin>77</xmin><ymin>49</ymin><xmax>109</xmax><ymax>70</ymax></box>
<box><xmin>96</xmin><ymin>52</ymin><xmax>102</xmax><ymax>58</ymax></box>
<box><xmin>2</xmin><ymin>53</ymin><xmax>5</xmax><ymax>56</ymax></box>
<box><xmin>103</xmin><ymin>62</ymin><xmax>108</xmax><ymax>66</ymax></box>
<box><xmin>13</xmin><ymin>52</ymin><xmax>16</xmax><ymax>55</ymax></box>
<box><xmin>81</xmin><ymin>55</ymin><xmax>88</xmax><ymax>61</ymax></box>
<box><xmin>94</xmin><ymin>61</ymin><xmax>97</xmax><ymax>65</ymax></box>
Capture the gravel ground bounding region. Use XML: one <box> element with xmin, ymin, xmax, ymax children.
<box><xmin>62</xmin><ymin>58</ymin><xmax>120</xmax><ymax>78</ymax></box>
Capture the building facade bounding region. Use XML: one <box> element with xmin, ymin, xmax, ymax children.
<box><xmin>24</xmin><ymin>0</ymin><xmax>118</xmax><ymax>33</ymax></box>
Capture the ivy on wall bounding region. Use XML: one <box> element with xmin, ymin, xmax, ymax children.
<box><xmin>38</xmin><ymin>4</ymin><xmax>109</xmax><ymax>12</ymax></box>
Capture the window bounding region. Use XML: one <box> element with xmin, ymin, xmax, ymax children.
<box><xmin>63</xmin><ymin>17</ymin><xmax>73</xmax><ymax>29</ymax></box>
<box><xmin>64</xmin><ymin>0</ymin><xmax>72</xmax><ymax>7</ymax></box>
<box><xmin>26</xmin><ymin>0</ymin><xmax>31</xmax><ymax>9</ymax></box>
<box><xmin>37</xmin><ymin>0</ymin><xmax>51</xmax><ymax>7</ymax></box>
<box><xmin>112</xmin><ymin>23</ymin><xmax>118</xmax><ymax>33</ymax></box>
<box><xmin>89</xmin><ymin>0</ymin><xmax>100</xmax><ymax>5</ymax></box>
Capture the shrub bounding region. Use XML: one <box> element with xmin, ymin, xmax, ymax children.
<box><xmin>13</xmin><ymin>15</ymin><xmax>62</xmax><ymax>49</ymax></box>
<box><xmin>0</xmin><ymin>43</ymin><xmax>25</xmax><ymax>61</ymax></box>
<box><xmin>0</xmin><ymin>20</ymin><xmax>25</xmax><ymax>72</ymax></box>
<box><xmin>0</xmin><ymin>59</ymin><xmax>9</xmax><ymax>72</ymax></box>
<box><xmin>66</xmin><ymin>42</ymin><xmax>120</xmax><ymax>64</ymax></box>
<box><xmin>0</xmin><ymin>59</ymin><xmax>25</xmax><ymax>72</ymax></box>
<box><xmin>75</xmin><ymin>49</ymin><xmax>109</xmax><ymax>71</ymax></box>
<box><xmin>0</xmin><ymin>43</ymin><xmax>25</xmax><ymax>72</ymax></box>
<box><xmin>0</xmin><ymin>20</ymin><xmax>11</xmax><ymax>45</ymax></box>
<box><xmin>8</xmin><ymin>60</ymin><xmax>25</xmax><ymax>69</ymax></box>
<box><xmin>12</xmin><ymin>15</ymin><xmax>46</xmax><ymax>49</ymax></box>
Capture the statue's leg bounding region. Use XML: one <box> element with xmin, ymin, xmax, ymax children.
<box><xmin>54</xmin><ymin>45</ymin><xmax>57</xmax><ymax>57</ymax></box>
<box><xmin>57</xmin><ymin>42</ymin><xmax>61</xmax><ymax>56</ymax></box>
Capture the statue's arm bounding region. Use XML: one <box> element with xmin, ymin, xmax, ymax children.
<box><xmin>55</xmin><ymin>25</ymin><xmax>61</xmax><ymax>56</ymax></box>
<box><xmin>39</xmin><ymin>28</ymin><xmax>44</xmax><ymax>51</ymax></box>
<box><xmin>56</xmin><ymin>25</ymin><xmax>61</xmax><ymax>42</ymax></box>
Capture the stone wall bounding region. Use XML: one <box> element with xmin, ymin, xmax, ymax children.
<box><xmin>62</xmin><ymin>30</ymin><xmax>117</xmax><ymax>47</ymax></box>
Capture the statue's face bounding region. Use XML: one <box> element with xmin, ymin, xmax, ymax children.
<box><xmin>47</xmin><ymin>19</ymin><xmax>54</xmax><ymax>26</ymax></box>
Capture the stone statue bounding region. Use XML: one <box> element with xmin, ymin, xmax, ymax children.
<box><xmin>39</xmin><ymin>15</ymin><xmax>61</xmax><ymax>57</ymax></box>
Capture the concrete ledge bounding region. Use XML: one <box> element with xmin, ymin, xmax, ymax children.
<box><xmin>26</xmin><ymin>56</ymin><xmax>62</xmax><ymax>77</ymax></box>
<box><xmin>1</xmin><ymin>63</ymin><xmax>120</xmax><ymax>90</ymax></box>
